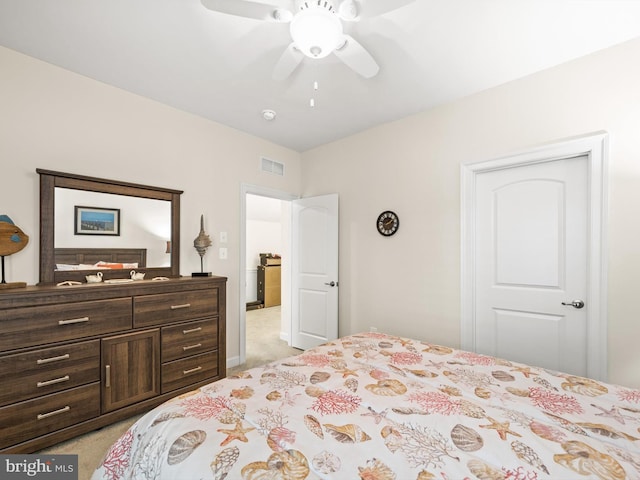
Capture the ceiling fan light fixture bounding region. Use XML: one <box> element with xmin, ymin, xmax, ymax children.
<box><xmin>290</xmin><ymin>5</ymin><xmax>343</xmax><ymax>59</ymax></box>
<box><xmin>338</xmin><ymin>0</ymin><xmax>358</xmax><ymax>21</ymax></box>
<box><xmin>272</xmin><ymin>8</ymin><xmax>293</xmax><ymax>22</ymax></box>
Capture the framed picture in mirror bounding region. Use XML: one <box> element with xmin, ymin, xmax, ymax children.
<box><xmin>74</xmin><ymin>206</ymin><xmax>120</xmax><ymax>236</ymax></box>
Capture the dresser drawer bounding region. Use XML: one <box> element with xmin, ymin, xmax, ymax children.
<box><xmin>162</xmin><ymin>351</ymin><xmax>218</xmax><ymax>393</ymax></box>
<box><xmin>0</xmin><ymin>340</ymin><xmax>100</xmax><ymax>407</ymax></box>
<box><xmin>161</xmin><ymin>318</ymin><xmax>218</xmax><ymax>363</ymax></box>
<box><xmin>0</xmin><ymin>383</ymin><xmax>100</xmax><ymax>449</ymax></box>
<box><xmin>134</xmin><ymin>288</ymin><xmax>219</xmax><ymax>328</ymax></box>
<box><xmin>0</xmin><ymin>298</ymin><xmax>132</xmax><ymax>351</ymax></box>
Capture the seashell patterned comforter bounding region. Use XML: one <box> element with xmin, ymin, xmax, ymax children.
<box><xmin>91</xmin><ymin>332</ymin><xmax>640</xmax><ymax>479</ymax></box>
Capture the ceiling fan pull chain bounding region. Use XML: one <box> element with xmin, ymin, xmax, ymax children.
<box><xmin>310</xmin><ymin>79</ymin><xmax>319</xmax><ymax>108</ymax></box>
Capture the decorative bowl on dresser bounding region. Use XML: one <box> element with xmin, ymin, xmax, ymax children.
<box><xmin>0</xmin><ymin>275</ymin><xmax>226</xmax><ymax>452</ymax></box>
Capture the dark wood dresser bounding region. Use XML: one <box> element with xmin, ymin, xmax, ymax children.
<box><xmin>0</xmin><ymin>276</ymin><xmax>226</xmax><ymax>452</ymax></box>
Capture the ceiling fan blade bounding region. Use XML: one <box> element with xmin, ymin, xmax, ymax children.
<box><xmin>333</xmin><ymin>35</ymin><xmax>379</xmax><ymax>78</ymax></box>
<box><xmin>201</xmin><ymin>0</ymin><xmax>293</xmax><ymax>22</ymax></box>
<box><xmin>272</xmin><ymin>43</ymin><xmax>305</xmax><ymax>80</ymax></box>
<box><xmin>339</xmin><ymin>0</ymin><xmax>416</xmax><ymax>20</ymax></box>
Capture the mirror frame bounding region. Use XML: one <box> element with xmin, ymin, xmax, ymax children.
<box><xmin>37</xmin><ymin>169</ymin><xmax>182</xmax><ymax>284</ymax></box>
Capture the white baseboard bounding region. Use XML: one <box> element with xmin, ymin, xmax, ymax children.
<box><xmin>226</xmin><ymin>356</ymin><xmax>241</xmax><ymax>369</ymax></box>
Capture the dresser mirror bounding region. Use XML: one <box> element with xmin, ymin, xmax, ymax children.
<box><xmin>38</xmin><ymin>169</ymin><xmax>182</xmax><ymax>284</ymax></box>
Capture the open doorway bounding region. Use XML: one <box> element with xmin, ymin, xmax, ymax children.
<box><xmin>245</xmin><ymin>194</ymin><xmax>284</xmax><ymax>311</ymax></box>
<box><xmin>239</xmin><ymin>184</ymin><xmax>298</xmax><ymax>367</ymax></box>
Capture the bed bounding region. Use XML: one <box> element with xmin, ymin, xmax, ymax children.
<box><xmin>54</xmin><ymin>247</ymin><xmax>147</xmax><ymax>270</ymax></box>
<box><xmin>91</xmin><ymin>332</ymin><xmax>640</xmax><ymax>479</ymax></box>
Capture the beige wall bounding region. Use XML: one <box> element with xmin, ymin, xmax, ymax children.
<box><xmin>0</xmin><ymin>46</ymin><xmax>303</xmax><ymax>363</ymax></box>
<box><xmin>301</xmin><ymin>37</ymin><xmax>640</xmax><ymax>389</ymax></box>
<box><xmin>3</xmin><ymin>36</ymin><xmax>640</xmax><ymax>389</ymax></box>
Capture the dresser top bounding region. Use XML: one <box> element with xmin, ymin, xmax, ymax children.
<box><xmin>0</xmin><ymin>275</ymin><xmax>227</xmax><ymax>309</ymax></box>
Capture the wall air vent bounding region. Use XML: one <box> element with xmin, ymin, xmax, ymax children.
<box><xmin>260</xmin><ymin>156</ymin><xmax>285</xmax><ymax>176</ymax></box>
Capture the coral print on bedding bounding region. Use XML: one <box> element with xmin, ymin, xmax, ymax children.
<box><xmin>92</xmin><ymin>333</ymin><xmax>640</xmax><ymax>479</ymax></box>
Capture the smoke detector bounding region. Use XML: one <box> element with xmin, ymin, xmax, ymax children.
<box><xmin>262</xmin><ymin>109</ymin><xmax>277</xmax><ymax>121</ymax></box>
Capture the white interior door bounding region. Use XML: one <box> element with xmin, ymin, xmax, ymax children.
<box><xmin>475</xmin><ymin>156</ymin><xmax>589</xmax><ymax>375</ymax></box>
<box><xmin>291</xmin><ymin>194</ymin><xmax>339</xmax><ymax>350</ymax></box>
<box><xmin>462</xmin><ymin>133</ymin><xmax>608</xmax><ymax>381</ymax></box>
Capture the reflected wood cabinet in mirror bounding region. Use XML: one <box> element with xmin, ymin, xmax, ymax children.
<box><xmin>0</xmin><ymin>276</ymin><xmax>227</xmax><ymax>452</ymax></box>
<box><xmin>37</xmin><ymin>169</ymin><xmax>182</xmax><ymax>284</ymax></box>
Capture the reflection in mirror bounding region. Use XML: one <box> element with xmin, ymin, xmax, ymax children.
<box><xmin>38</xmin><ymin>169</ymin><xmax>182</xmax><ymax>284</ymax></box>
<box><xmin>54</xmin><ymin>188</ymin><xmax>172</xmax><ymax>269</ymax></box>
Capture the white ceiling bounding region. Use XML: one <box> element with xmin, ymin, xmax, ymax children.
<box><xmin>1</xmin><ymin>0</ymin><xmax>639</xmax><ymax>152</ymax></box>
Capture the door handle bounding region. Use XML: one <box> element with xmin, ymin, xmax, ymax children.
<box><xmin>324</xmin><ymin>281</ymin><xmax>337</xmax><ymax>287</ymax></box>
<box><xmin>561</xmin><ymin>300</ymin><xmax>585</xmax><ymax>309</ymax></box>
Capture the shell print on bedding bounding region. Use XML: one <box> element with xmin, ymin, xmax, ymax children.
<box><xmin>167</xmin><ymin>430</ymin><xmax>207</xmax><ymax>465</ymax></box>
<box><xmin>92</xmin><ymin>332</ymin><xmax>640</xmax><ymax>480</ymax></box>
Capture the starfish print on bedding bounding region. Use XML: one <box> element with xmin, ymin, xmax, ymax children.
<box><xmin>427</xmin><ymin>360</ymin><xmax>446</xmax><ymax>370</ymax></box>
<box><xmin>217</xmin><ymin>421</ymin><xmax>255</xmax><ymax>446</ymax></box>
<box><xmin>510</xmin><ymin>366</ymin><xmax>539</xmax><ymax>378</ymax></box>
<box><xmin>336</xmin><ymin>367</ymin><xmax>359</xmax><ymax>378</ymax></box>
<box><xmin>361</xmin><ymin>407</ymin><xmax>388</xmax><ymax>424</ymax></box>
<box><xmin>479</xmin><ymin>417</ymin><xmax>522</xmax><ymax>441</ymax></box>
<box><xmin>280</xmin><ymin>390</ymin><xmax>301</xmax><ymax>408</ymax></box>
<box><xmin>591</xmin><ymin>404</ymin><xmax>629</xmax><ymax>424</ymax></box>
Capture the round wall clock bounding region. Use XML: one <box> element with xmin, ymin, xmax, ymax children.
<box><xmin>376</xmin><ymin>210</ymin><xmax>399</xmax><ymax>236</ymax></box>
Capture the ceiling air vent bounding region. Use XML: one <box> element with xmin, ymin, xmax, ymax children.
<box><xmin>260</xmin><ymin>156</ymin><xmax>285</xmax><ymax>176</ymax></box>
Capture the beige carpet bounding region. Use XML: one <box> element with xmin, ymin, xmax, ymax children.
<box><xmin>37</xmin><ymin>306</ymin><xmax>301</xmax><ymax>480</ymax></box>
<box><xmin>242</xmin><ymin>305</ymin><xmax>301</xmax><ymax>369</ymax></box>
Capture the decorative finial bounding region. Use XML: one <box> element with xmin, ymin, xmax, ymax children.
<box><xmin>192</xmin><ymin>214</ymin><xmax>213</xmax><ymax>277</ymax></box>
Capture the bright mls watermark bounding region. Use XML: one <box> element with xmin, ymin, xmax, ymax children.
<box><xmin>0</xmin><ymin>455</ymin><xmax>78</xmax><ymax>480</ymax></box>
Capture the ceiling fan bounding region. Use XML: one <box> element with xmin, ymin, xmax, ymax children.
<box><xmin>200</xmin><ymin>0</ymin><xmax>416</xmax><ymax>80</ymax></box>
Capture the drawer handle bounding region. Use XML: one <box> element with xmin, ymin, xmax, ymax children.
<box><xmin>37</xmin><ymin>375</ymin><xmax>70</xmax><ymax>388</ymax></box>
<box><xmin>183</xmin><ymin>366</ymin><xmax>202</xmax><ymax>375</ymax></box>
<box><xmin>37</xmin><ymin>354</ymin><xmax>70</xmax><ymax>365</ymax></box>
<box><xmin>105</xmin><ymin>365</ymin><xmax>111</xmax><ymax>388</ymax></box>
<box><xmin>58</xmin><ymin>316</ymin><xmax>89</xmax><ymax>326</ymax></box>
<box><xmin>183</xmin><ymin>343</ymin><xmax>202</xmax><ymax>351</ymax></box>
<box><xmin>182</xmin><ymin>327</ymin><xmax>202</xmax><ymax>335</ymax></box>
<box><xmin>37</xmin><ymin>406</ymin><xmax>70</xmax><ymax>420</ymax></box>
<box><xmin>171</xmin><ymin>303</ymin><xmax>191</xmax><ymax>310</ymax></box>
